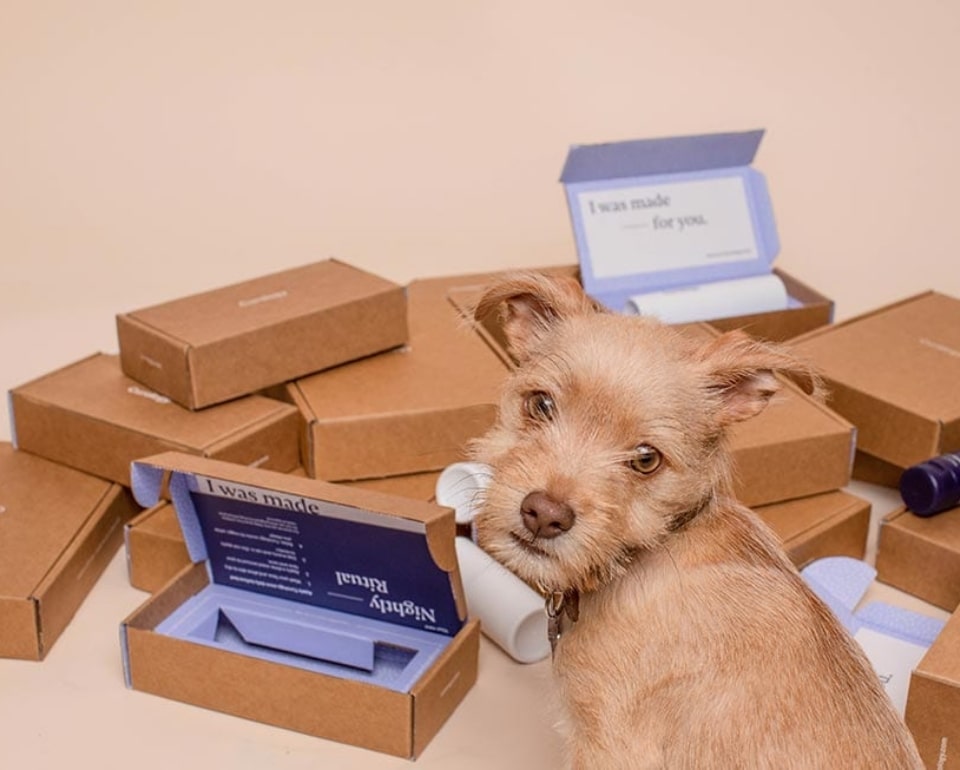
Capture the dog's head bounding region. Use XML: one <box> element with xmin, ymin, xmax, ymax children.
<box><xmin>470</xmin><ymin>272</ymin><xmax>821</xmax><ymax>594</ymax></box>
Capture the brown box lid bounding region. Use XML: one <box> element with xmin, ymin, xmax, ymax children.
<box><xmin>10</xmin><ymin>353</ymin><xmax>300</xmax><ymax>485</ymax></box>
<box><xmin>906</xmin><ymin>609</ymin><xmax>960</xmax><ymax>768</ymax></box>
<box><xmin>287</xmin><ymin>278</ymin><xmax>508</xmax><ymax>481</ymax></box>
<box><xmin>792</xmin><ymin>291</ymin><xmax>960</xmax><ymax>468</ymax></box>
<box><xmin>117</xmin><ymin>259</ymin><xmax>408</xmax><ymax>409</ymax></box>
<box><xmin>754</xmin><ymin>489</ymin><xmax>870</xmax><ymax>568</ymax></box>
<box><xmin>876</xmin><ymin>505</ymin><xmax>960</xmax><ymax>612</ymax></box>
<box><xmin>0</xmin><ymin>443</ymin><xmax>139</xmax><ymax>659</ymax></box>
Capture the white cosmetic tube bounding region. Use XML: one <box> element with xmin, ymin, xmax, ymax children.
<box><xmin>435</xmin><ymin>461</ymin><xmax>491</xmax><ymax>525</ymax></box>
<box><xmin>455</xmin><ymin>537</ymin><xmax>549</xmax><ymax>664</ymax></box>
<box><xmin>624</xmin><ymin>273</ymin><xmax>789</xmax><ymax>324</ymax></box>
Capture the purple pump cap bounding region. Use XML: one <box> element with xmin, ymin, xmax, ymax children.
<box><xmin>899</xmin><ymin>452</ymin><xmax>960</xmax><ymax>517</ymax></box>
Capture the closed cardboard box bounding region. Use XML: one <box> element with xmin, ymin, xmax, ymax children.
<box><xmin>876</xmin><ymin>505</ymin><xmax>960</xmax><ymax>612</ymax></box>
<box><xmin>754</xmin><ymin>490</ymin><xmax>871</xmax><ymax>568</ymax></box>
<box><xmin>117</xmin><ymin>259</ymin><xmax>408</xmax><ymax>409</ymax></box>
<box><xmin>905</xmin><ymin>609</ymin><xmax>960</xmax><ymax>769</ymax></box>
<box><xmin>121</xmin><ymin>453</ymin><xmax>478</xmax><ymax>758</ymax></box>
<box><xmin>0</xmin><ymin>443</ymin><xmax>139</xmax><ymax>660</ymax></box>
<box><xmin>9</xmin><ymin>353</ymin><xmax>300</xmax><ymax>486</ymax></box>
<box><xmin>792</xmin><ymin>291</ymin><xmax>960</xmax><ymax>469</ymax></box>
<box><xmin>284</xmin><ymin>276</ymin><xmax>508</xmax><ymax>481</ymax></box>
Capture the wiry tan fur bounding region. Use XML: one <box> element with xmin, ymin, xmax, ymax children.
<box><xmin>470</xmin><ymin>272</ymin><xmax>923</xmax><ymax>769</ymax></box>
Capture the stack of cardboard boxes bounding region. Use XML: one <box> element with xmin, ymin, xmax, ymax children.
<box><xmin>5</xmin><ymin>254</ymin><xmax>959</xmax><ymax>762</ymax></box>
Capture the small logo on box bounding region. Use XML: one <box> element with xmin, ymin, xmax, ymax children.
<box><xmin>126</xmin><ymin>385</ymin><xmax>172</xmax><ymax>405</ymax></box>
<box><xmin>238</xmin><ymin>290</ymin><xmax>288</xmax><ymax>308</ymax></box>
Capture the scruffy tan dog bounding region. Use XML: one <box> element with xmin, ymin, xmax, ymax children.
<box><xmin>470</xmin><ymin>272</ymin><xmax>923</xmax><ymax>769</ymax></box>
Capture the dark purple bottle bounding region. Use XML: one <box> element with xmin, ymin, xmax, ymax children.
<box><xmin>899</xmin><ymin>451</ymin><xmax>960</xmax><ymax>517</ymax></box>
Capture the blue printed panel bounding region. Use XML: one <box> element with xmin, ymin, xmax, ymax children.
<box><xmin>190</xmin><ymin>492</ymin><xmax>462</xmax><ymax>637</ymax></box>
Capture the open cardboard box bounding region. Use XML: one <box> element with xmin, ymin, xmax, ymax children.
<box><xmin>876</xmin><ymin>504</ymin><xmax>960</xmax><ymax>612</ymax></box>
<box><xmin>117</xmin><ymin>259</ymin><xmax>409</xmax><ymax>410</ymax></box>
<box><xmin>905</xmin><ymin>609</ymin><xmax>960</xmax><ymax>769</ymax></box>
<box><xmin>121</xmin><ymin>453</ymin><xmax>479</xmax><ymax>758</ymax></box>
<box><xmin>754</xmin><ymin>489</ymin><xmax>870</xmax><ymax>568</ymax></box>
<box><xmin>126</xmin><ymin>469</ymin><xmax>442</xmax><ymax>594</ymax></box>
<box><xmin>279</xmin><ymin>276</ymin><xmax>509</xmax><ymax>481</ymax></box>
<box><xmin>556</xmin><ymin>130</ymin><xmax>833</xmax><ymax>336</ymax></box>
<box><xmin>9</xmin><ymin>353</ymin><xmax>300</xmax><ymax>486</ymax></box>
<box><xmin>792</xmin><ymin>291</ymin><xmax>960</xmax><ymax>469</ymax></box>
<box><xmin>0</xmin><ymin>443</ymin><xmax>139</xmax><ymax>660</ymax></box>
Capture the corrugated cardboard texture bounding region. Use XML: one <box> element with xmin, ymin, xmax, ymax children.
<box><xmin>122</xmin><ymin>455</ymin><xmax>478</xmax><ymax>757</ymax></box>
<box><xmin>792</xmin><ymin>291</ymin><xmax>960</xmax><ymax>468</ymax></box>
<box><xmin>0</xmin><ymin>443</ymin><xmax>139</xmax><ymax>659</ymax></box>
<box><xmin>10</xmin><ymin>353</ymin><xmax>301</xmax><ymax>485</ymax></box>
<box><xmin>876</xmin><ymin>506</ymin><xmax>960</xmax><ymax>612</ymax></box>
<box><xmin>754</xmin><ymin>490</ymin><xmax>870</xmax><ymax>568</ymax></box>
<box><xmin>906</xmin><ymin>610</ymin><xmax>960</xmax><ymax>769</ymax></box>
<box><xmin>117</xmin><ymin>259</ymin><xmax>409</xmax><ymax>409</ymax></box>
<box><xmin>125</xmin><ymin>471</ymin><xmax>442</xmax><ymax>593</ymax></box>
<box><xmin>287</xmin><ymin>277</ymin><xmax>508</xmax><ymax>481</ymax></box>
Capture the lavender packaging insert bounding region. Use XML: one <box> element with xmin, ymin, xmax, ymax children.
<box><xmin>560</xmin><ymin>129</ymin><xmax>782</xmax><ymax>312</ymax></box>
<box><xmin>124</xmin><ymin>457</ymin><xmax>464</xmax><ymax>694</ymax></box>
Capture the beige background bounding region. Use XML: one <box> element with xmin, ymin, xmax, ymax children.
<box><xmin>1</xmin><ymin>3</ymin><xmax>956</xmax><ymax>768</ymax></box>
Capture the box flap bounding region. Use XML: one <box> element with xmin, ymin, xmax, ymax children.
<box><xmin>131</xmin><ymin>453</ymin><xmax>464</xmax><ymax>637</ymax></box>
<box><xmin>119</xmin><ymin>259</ymin><xmax>402</xmax><ymax>347</ymax></box>
<box><xmin>560</xmin><ymin>129</ymin><xmax>765</xmax><ymax>183</ymax></box>
<box><xmin>560</xmin><ymin>130</ymin><xmax>779</xmax><ymax>298</ymax></box>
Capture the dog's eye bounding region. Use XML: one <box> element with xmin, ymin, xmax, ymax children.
<box><xmin>628</xmin><ymin>444</ymin><xmax>662</xmax><ymax>474</ymax></box>
<box><xmin>524</xmin><ymin>391</ymin><xmax>555</xmax><ymax>422</ymax></box>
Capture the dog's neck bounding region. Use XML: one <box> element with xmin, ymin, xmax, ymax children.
<box><xmin>543</xmin><ymin>492</ymin><xmax>718</xmax><ymax>657</ymax></box>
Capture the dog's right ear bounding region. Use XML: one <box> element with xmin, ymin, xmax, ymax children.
<box><xmin>474</xmin><ymin>272</ymin><xmax>601</xmax><ymax>362</ymax></box>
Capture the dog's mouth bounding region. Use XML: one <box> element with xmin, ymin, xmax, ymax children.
<box><xmin>509</xmin><ymin>531</ymin><xmax>552</xmax><ymax>558</ymax></box>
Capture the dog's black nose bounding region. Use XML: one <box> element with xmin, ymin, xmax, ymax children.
<box><xmin>520</xmin><ymin>491</ymin><xmax>575</xmax><ymax>538</ymax></box>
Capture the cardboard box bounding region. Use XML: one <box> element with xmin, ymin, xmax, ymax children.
<box><xmin>117</xmin><ymin>259</ymin><xmax>408</xmax><ymax>410</ymax></box>
<box><xmin>125</xmin><ymin>470</ymin><xmax>442</xmax><ymax>594</ymax></box>
<box><xmin>125</xmin><ymin>503</ymin><xmax>191</xmax><ymax>594</ymax></box>
<box><xmin>121</xmin><ymin>452</ymin><xmax>479</xmax><ymax>758</ymax></box>
<box><xmin>9</xmin><ymin>353</ymin><xmax>301</xmax><ymax>486</ymax></box>
<box><xmin>754</xmin><ymin>490</ymin><xmax>871</xmax><ymax>568</ymax></box>
<box><xmin>905</xmin><ymin>609</ymin><xmax>960</xmax><ymax>769</ymax></box>
<box><xmin>451</xmin><ymin>265</ymin><xmax>831</xmax><ymax>359</ymax></box>
<box><xmin>0</xmin><ymin>443</ymin><xmax>139</xmax><ymax>660</ymax></box>
<box><xmin>725</xmin><ymin>370</ymin><xmax>855</xmax><ymax>507</ymax></box>
<box><xmin>792</xmin><ymin>291</ymin><xmax>960</xmax><ymax>468</ymax></box>
<box><xmin>282</xmin><ymin>277</ymin><xmax>508</xmax><ymax>481</ymax></box>
<box><xmin>852</xmin><ymin>449</ymin><xmax>905</xmax><ymax>488</ymax></box>
<box><xmin>876</xmin><ymin>505</ymin><xmax>960</xmax><ymax>612</ymax></box>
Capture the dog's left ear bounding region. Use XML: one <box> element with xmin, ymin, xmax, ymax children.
<box><xmin>474</xmin><ymin>272</ymin><xmax>602</xmax><ymax>362</ymax></box>
<box><xmin>697</xmin><ymin>330</ymin><xmax>824</xmax><ymax>426</ymax></box>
